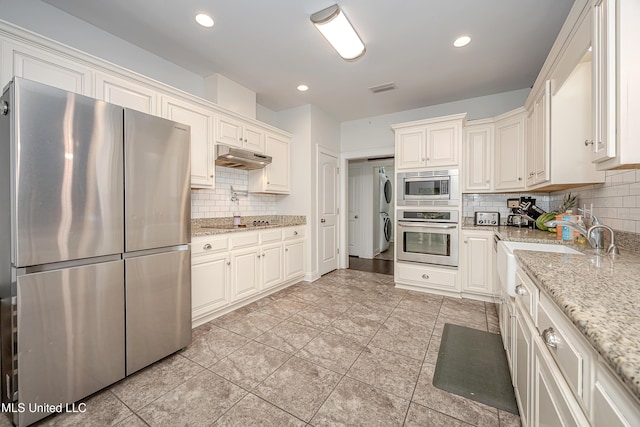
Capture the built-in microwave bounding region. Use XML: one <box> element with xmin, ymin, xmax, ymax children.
<box><xmin>397</xmin><ymin>169</ymin><xmax>459</xmax><ymax>206</ymax></box>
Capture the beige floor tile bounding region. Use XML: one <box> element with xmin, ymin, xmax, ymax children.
<box><xmin>404</xmin><ymin>402</ymin><xmax>473</xmax><ymax>427</ymax></box>
<box><xmin>180</xmin><ymin>324</ymin><xmax>249</xmax><ymax>367</ymax></box>
<box><xmin>254</xmin><ymin>320</ymin><xmax>320</xmax><ymax>354</ymax></box>
<box><xmin>36</xmin><ymin>390</ymin><xmax>133</xmax><ymax>427</ymax></box>
<box><xmin>310</xmin><ymin>376</ymin><xmax>410</xmax><ymax>427</ymax></box>
<box><xmin>424</xmin><ymin>334</ymin><xmax>442</xmax><ymax>366</ymax></box>
<box><xmin>388</xmin><ymin>306</ymin><xmax>438</xmax><ymax>328</ymax></box>
<box><xmin>432</xmin><ymin>317</ymin><xmax>488</xmax><ymax>337</ymax></box>
<box><xmin>297</xmin><ymin>331</ymin><xmax>364</xmax><ymax>374</ymax></box>
<box><xmin>110</xmin><ymin>354</ymin><xmax>204</xmax><ymax>411</ymax></box>
<box><xmin>210</xmin><ymin>341</ymin><xmax>290</xmax><ymax>390</ymax></box>
<box><xmin>214</xmin><ymin>310</ymin><xmax>282</xmax><ymax>339</ymax></box>
<box><xmin>213</xmin><ymin>393</ymin><xmax>306</xmax><ymax>427</ymax></box>
<box><xmin>346</xmin><ymin>345</ymin><xmax>421</xmax><ymax>400</ymax></box>
<box><xmin>325</xmin><ymin>313</ymin><xmax>382</xmax><ymax>345</ymax></box>
<box><xmin>397</xmin><ymin>296</ymin><xmax>443</xmax><ymax>315</ymax></box>
<box><xmin>114</xmin><ymin>415</ymin><xmax>148</xmax><ymax>427</ymax></box>
<box><xmin>253</xmin><ymin>357</ymin><xmax>341</xmax><ymax>422</ymax></box>
<box><xmin>137</xmin><ymin>370</ymin><xmax>246</xmax><ymax>426</ymax></box>
<box><xmin>344</xmin><ymin>300</ymin><xmax>394</xmax><ymax>323</ymax></box>
<box><xmin>256</xmin><ymin>298</ymin><xmax>307</xmax><ymax>319</ymax></box>
<box><xmin>369</xmin><ymin>315</ymin><xmax>431</xmax><ymax>360</ymax></box>
<box><xmin>287</xmin><ymin>304</ymin><xmax>342</xmax><ymax>329</ymax></box>
<box><xmin>412</xmin><ymin>363</ymin><xmax>500</xmax><ymax>426</ymax></box>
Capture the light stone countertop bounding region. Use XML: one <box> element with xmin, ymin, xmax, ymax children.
<box><xmin>515</xmin><ymin>249</ymin><xmax>640</xmax><ymax>401</ymax></box>
<box><xmin>191</xmin><ymin>215</ymin><xmax>306</xmax><ymax>237</ymax></box>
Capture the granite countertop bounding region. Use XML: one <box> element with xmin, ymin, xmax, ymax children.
<box><xmin>515</xmin><ymin>249</ymin><xmax>640</xmax><ymax>401</ymax></box>
<box><xmin>191</xmin><ymin>215</ymin><xmax>306</xmax><ymax>237</ymax></box>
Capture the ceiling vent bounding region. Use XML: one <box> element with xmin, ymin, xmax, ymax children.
<box><xmin>368</xmin><ymin>82</ymin><xmax>396</xmax><ymax>94</ymax></box>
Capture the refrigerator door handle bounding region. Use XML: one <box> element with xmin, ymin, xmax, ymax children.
<box><xmin>123</xmin><ymin>245</ymin><xmax>190</xmax><ymax>259</ymax></box>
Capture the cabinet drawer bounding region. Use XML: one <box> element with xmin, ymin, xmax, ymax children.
<box><xmin>537</xmin><ymin>293</ymin><xmax>594</xmax><ymax>408</ymax></box>
<box><xmin>261</xmin><ymin>229</ymin><xmax>283</xmax><ymax>243</ymax></box>
<box><xmin>395</xmin><ymin>262</ymin><xmax>457</xmax><ymax>291</ymax></box>
<box><xmin>514</xmin><ymin>269</ymin><xmax>538</xmax><ymax>321</ymax></box>
<box><xmin>283</xmin><ymin>226</ymin><xmax>305</xmax><ymax>240</ymax></box>
<box><xmin>191</xmin><ymin>235</ymin><xmax>228</xmax><ymax>256</ymax></box>
<box><xmin>230</xmin><ymin>231</ymin><xmax>259</xmax><ymax>249</ymax></box>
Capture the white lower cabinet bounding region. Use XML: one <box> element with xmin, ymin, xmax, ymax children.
<box><xmin>460</xmin><ymin>230</ymin><xmax>494</xmax><ymax>298</ymax></box>
<box><xmin>394</xmin><ymin>262</ymin><xmax>458</xmax><ymax>295</ymax></box>
<box><xmin>191</xmin><ymin>226</ymin><xmax>305</xmax><ymax>326</ymax></box>
<box><xmin>592</xmin><ymin>361</ymin><xmax>640</xmax><ymax>427</ymax></box>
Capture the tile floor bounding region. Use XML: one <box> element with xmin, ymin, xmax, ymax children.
<box><xmin>22</xmin><ymin>269</ymin><xmax>521</xmax><ymax>427</ymax></box>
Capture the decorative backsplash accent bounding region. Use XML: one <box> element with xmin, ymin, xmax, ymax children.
<box><xmin>191</xmin><ymin>166</ymin><xmax>277</xmax><ymax>219</ymax></box>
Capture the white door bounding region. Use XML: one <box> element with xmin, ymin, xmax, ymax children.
<box><xmin>348</xmin><ymin>165</ymin><xmax>362</xmax><ymax>256</ymax></box>
<box><xmin>318</xmin><ymin>150</ymin><xmax>339</xmax><ymax>275</ymax></box>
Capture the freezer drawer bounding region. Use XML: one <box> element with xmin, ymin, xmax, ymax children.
<box><xmin>16</xmin><ymin>260</ymin><xmax>125</xmax><ymax>426</ymax></box>
<box><xmin>124</xmin><ymin>109</ymin><xmax>191</xmax><ymax>252</ymax></box>
<box><xmin>125</xmin><ymin>248</ymin><xmax>191</xmax><ymax>375</ymax></box>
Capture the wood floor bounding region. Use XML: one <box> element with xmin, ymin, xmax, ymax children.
<box><xmin>348</xmin><ymin>256</ymin><xmax>394</xmax><ymax>276</ymax></box>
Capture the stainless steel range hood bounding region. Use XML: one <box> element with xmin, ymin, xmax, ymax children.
<box><xmin>215</xmin><ymin>144</ymin><xmax>272</xmax><ymax>170</ymax></box>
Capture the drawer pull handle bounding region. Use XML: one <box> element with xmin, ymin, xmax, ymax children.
<box><xmin>203</xmin><ymin>243</ymin><xmax>212</xmax><ymax>250</ymax></box>
<box><xmin>515</xmin><ymin>285</ymin><xmax>527</xmax><ymax>296</ymax></box>
<box><xmin>421</xmin><ymin>274</ymin><xmax>430</xmax><ymax>280</ymax></box>
<box><xmin>542</xmin><ymin>327</ymin><xmax>559</xmax><ymax>349</ymax></box>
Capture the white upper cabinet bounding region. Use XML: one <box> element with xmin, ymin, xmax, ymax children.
<box><xmin>216</xmin><ymin>115</ymin><xmax>265</xmax><ymax>153</ymax></box>
<box><xmin>95</xmin><ymin>72</ymin><xmax>158</xmax><ymax>115</ymax></box>
<box><xmin>591</xmin><ymin>0</ymin><xmax>640</xmax><ymax>169</ymax></box>
<box><xmin>393</xmin><ymin>113</ymin><xmax>465</xmax><ymax>170</ymax></box>
<box><xmin>1</xmin><ymin>39</ymin><xmax>92</xmax><ymax>96</ymax></box>
<box><xmin>462</xmin><ymin>120</ymin><xmax>493</xmax><ymax>192</ymax></box>
<box><xmin>494</xmin><ymin>108</ymin><xmax>526</xmax><ymax>191</ymax></box>
<box><xmin>526</xmin><ymin>80</ymin><xmax>551</xmax><ymax>187</ymax></box>
<box><xmin>249</xmin><ymin>132</ymin><xmax>291</xmax><ymax>194</ymax></box>
<box><xmin>162</xmin><ymin>96</ymin><xmax>215</xmax><ymax>189</ymax></box>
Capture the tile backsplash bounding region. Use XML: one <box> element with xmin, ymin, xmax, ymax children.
<box><xmin>191</xmin><ymin>166</ymin><xmax>276</xmax><ymax>219</ymax></box>
<box><xmin>464</xmin><ymin>170</ymin><xmax>640</xmax><ymax>234</ymax></box>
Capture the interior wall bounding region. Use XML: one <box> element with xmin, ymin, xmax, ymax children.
<box><xmin>340</xmin><ymin>88</ymin><xmax>530</xmax><ymax>153</ymax></box>
<box><xmin>0</xmin><ymin>0</ymin><xmax>205</xmax><ymax>96</ymax></box>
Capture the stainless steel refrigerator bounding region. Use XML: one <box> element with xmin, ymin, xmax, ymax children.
<box><xmin>0</xmin><ymin>77</ymin><xmax>191</xmax><ymax>426</ymax></box>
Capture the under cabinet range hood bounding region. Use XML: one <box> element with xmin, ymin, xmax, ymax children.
<box><xmin>215</xmin><ymin>144</ymin><xmax>272</xmax><ymax>170</ymax></box>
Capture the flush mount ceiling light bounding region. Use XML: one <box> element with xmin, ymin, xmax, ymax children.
<box><xmin>297</xmin><ymin>84</ymin><xmax>309</xmax><ymax>92</ymax></box>
<box><xmin>195</xmin><ymin>13</ymin><xmax>214</xmax><ymax>28</ymax></box>
<box><xmin>310</xmin><ymin>4</ymin><xmax>365</xmax><ymax>61</ymax></box>
<box><xmin>453</xmin><ymin>35</ymin><xmax>471</xmax><ymax>48</ymax></box>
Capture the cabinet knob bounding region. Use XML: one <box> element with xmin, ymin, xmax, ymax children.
<box><xmin>321</xmin><ymin>218</ymin><xmax>326</xmax><ymax>223</ymax></box>
<box><xmin>518</xmin><ymin>177</ymin><xmax>522</xmax><ymax>181</ymax></box>
<box><xmin>294</xmin><ymin>231</ymin><xmax>298</xmax><ymax>235</ymax></box>
<box><xmin>354</xmin><ymin>215</ymin><xmax>358</xmax><ymax>219</ymax></box>
<box><xmin>584</xmin><ymin>139</ymin><xmax>594</xmax><ymax>146</ymax></box>
<box><xmin>542</xmin><ymin>327</ymin><xmax>560</xmax><ymax>348</ymax></box>
<box><xmin>267</xmin><ymin>181</ymin><xmax>270</xmax><ymax>185</ymax></box>
<box><xmin>203</xmin><ymin>243</ymin><xmax>212</xmax><ymax>250</ymax></box>
<box><xmin>515</xmin><ymin>284</ymin><xmax>527</xmax><ymax>296</ymax></box>
<box><xmin>226</xmin><ymin>261</ymin><xmax>231</xmax><ymax>265</ymax></box>
<box><xmin>421</xmin><ymin>274</ymin><xmax>430</xmax><ymax>280</ymax></box>
<box><xmin>244</xmin><ymin>138</ymin><xmax>248</xmax><ymax>143</ymax></box>
<box><xmin>210</xmin><ymin>175</ymin><xmax>214</xmax><ymax>178</ymax></box>
<box><xmin>463</xmin><ymin>240</ymin><xmax>468</xmax><ymax>244</ymax></box>
<box><xmin>257</xmin><ymin>255</ymin><xmax>261</xmax><ymax>258</ymax></box>
<box><xmin>262</xmin><ymin>253</ymin><xmax>266</xmax><ymax>257</ymax></box>
<box><xmin>421</xmin><ymin>158</ymin><xmax>426</xmax><ymax>161</ymax></box>
<box><xmin>285</xmin><ymin>248</ymin><xmax>289</xmax><ymax>252</ymax></box>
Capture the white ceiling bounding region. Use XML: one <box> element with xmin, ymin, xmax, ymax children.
<box><xmin>42</xmin><ymin>0</ymin><xmax>574</xmax><ymax>121</ymax></box>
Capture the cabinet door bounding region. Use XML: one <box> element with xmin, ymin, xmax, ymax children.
<box><xmin>261</xmin><ymin>243</ymin><xmax>284</xmax><ymax>290</ymax></box>
<box><xmin>162</xmin><ymin>96</ymin><xmax>215</xmax><ymax>188</ymax></box>
<box><xmin>95</xmin><ymin>72</ymin><xmax>158</xmax><ymax>115</ymax></box>
<box><xmin>514</xmin><ymin>302</ymin><xmax>533</xmax><ymax>427</ymax></box>
<box><xmin>463</xmin><ymin>124</ymin><xmax>492</xmax><ymax>191</ymax></box>
<box><xmin>494</xmin><ymin>111</ymin><xmax>526</xmax><ymax>190</ymax></box>
<box><xmin>533</xmin><ymin>338</ymin><xmax>590</xmax><ymax>427</ymax></box>
<box><xmin>264</xmin><ymin>133</ymin><xmax>290</xmax><ymax>193</ymax></box>
<box><xmin>243</xmin><ymin>123</ymin><xmax>265</xmax><ymax>153</ymax></box>
<box><xmin>525</xmin><ymin>109</ymin><xmax>536</xmax><ymax>187</ymax></box>
<box><xmin>592</xmin><ymin>0</ymin><xmax>616</xmax><ymax>163</ymax></box>
<box><xmin>593</xmin><ymin>361</ymin><xmax>640</xmax><ymax>427</ymax></box>
<box><xmin>396</xmin><ymin>128</ymin><xmax>426</xmax><ymax>169</ymax></box>
<box><xmin>191</xmin><ymin>252</ymin><xmax>230</xmax><ymax>320</ymax></box>
<box><xmin>533</xmin><ymin>82</ymin><xmax>550</xmax><ymax>185</ymax></box>
<box><xmin>230</xmin><ymin>247</ymin><xmax>260</xmax><ymax>300</ymax></box>
<box><xmin>284</xmin><ymin>240</ymin><xmax>305</xmax><ymax>280</ymax></box>
<box><xmin>216</xmin><ymin>115</ymin><xmax>243</xmax><ymax>148</ymax></box>
<box><xmin>426</xmin><ymin>121</ymin><xmax>459</xmax><ymax>167</ymax></box>
<box><xmin>1</xmin><ymin>39</ymin><xmax>92</xmax><ymax>95</ymax></box>
<box><xmin>461</xmin><ymin>231</ymin><xmax>493</xmax><ymax>295</ymax></box>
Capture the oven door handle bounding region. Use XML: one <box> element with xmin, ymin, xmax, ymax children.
<box><xmin>398</xmin><ymin>221</ymin><xmax>457</xmax><ymax>229</ymax></box>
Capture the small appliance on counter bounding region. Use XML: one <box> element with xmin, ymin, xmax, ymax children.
<box><xmin>474</xmin><ymin>211</ymin><xmax>500</xmax><ymax>226</ymax></box>
<box><xmin>505</xmin><ymin>197</ymin><xmax>547</xmax><ymax>228</ymax></box>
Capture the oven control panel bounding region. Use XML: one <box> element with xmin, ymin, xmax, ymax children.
<box><xmin>474</xmin><ymin>211</ymin><xmax>500</xmax><ymax>226</ymax></box>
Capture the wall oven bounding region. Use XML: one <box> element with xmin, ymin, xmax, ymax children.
<box><xmin>397</xmin><ymin>169</ymin><xmax>459</xmax><ymax>206</ymax></box>
<box><xmin>397</xmin><ymin>209</ymin><xmax>459</xmax><ymax>267</ymax></box>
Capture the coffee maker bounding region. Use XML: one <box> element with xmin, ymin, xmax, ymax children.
<box><xmin>506</xmin><ymin>197</ymin><xmax>545</xmax><ymax>227</ymax></box>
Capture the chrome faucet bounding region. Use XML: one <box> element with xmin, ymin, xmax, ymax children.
<box><xmin>587</xmin><ymin>224</ymin><xmax>620</xmax><ymax>256</ymax></box>
<box><xmin>545</xmin><ymin>220</ymin><xmax>596</xmax><ymax>246</ymax></box>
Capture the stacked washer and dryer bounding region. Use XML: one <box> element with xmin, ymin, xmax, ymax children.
<box><xmin>378</xmin><ymin>169</ymin><xmax>393</xmax><ymax>252</ymax></box>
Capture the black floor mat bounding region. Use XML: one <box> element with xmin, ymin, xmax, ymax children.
<box><xmin>433</xmin><ymin>323</ymin><xmax>519</xmax><ymax>414</ymax></box>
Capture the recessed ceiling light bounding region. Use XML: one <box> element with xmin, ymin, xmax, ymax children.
<box><xmin>297</xmin><ymin>84</ymin><xmax>309</xmax><ymax>92</ymax></box>
<box><xmin>195</xmin><ymin>13</ymin><xmax>214</xmax><ymax>28</ymax></box>
<box><xmin>453</xmin><ymin>35</ymin><xmax>471</xmax><ymax>48</ymax></box>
